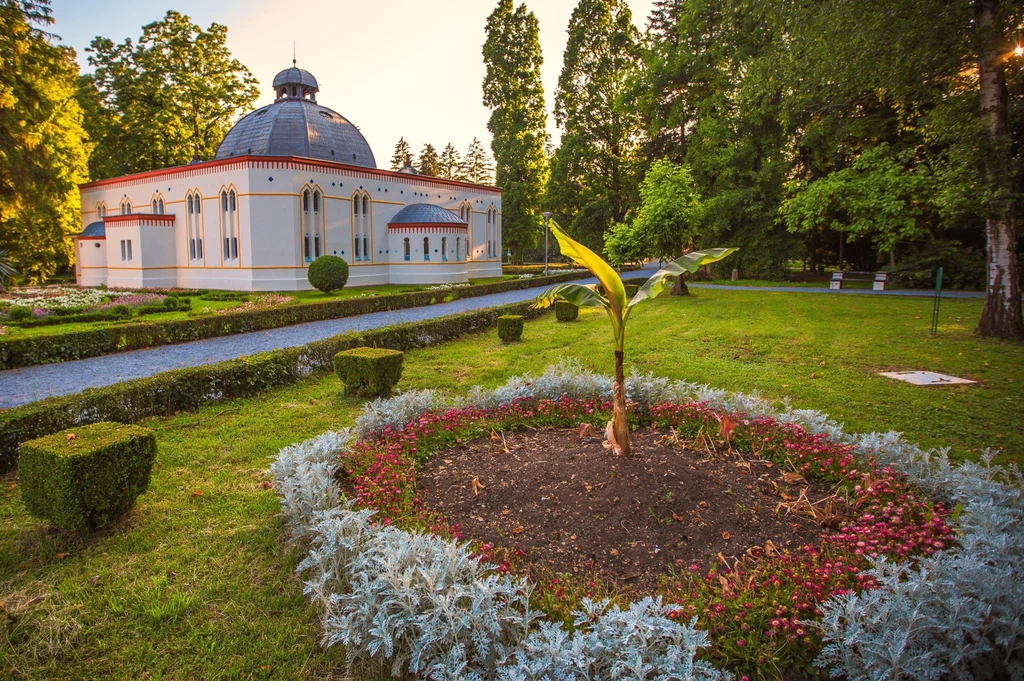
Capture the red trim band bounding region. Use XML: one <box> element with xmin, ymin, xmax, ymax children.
<box><xmin>80</xmin><ymin>155</ymin><xmax>503</xmax><ymax>195</ymax></box>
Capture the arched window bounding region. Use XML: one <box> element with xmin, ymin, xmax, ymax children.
<box><xmin>120</xmin><ymin>199</ymin><xmax>132</xmax><ymax>215</ymax></box>
<box><xmin>352</xmin><ymin>192</ymin><xmax>370</xmax><ymax>261</ymax></box>
<box><xmin>152</xmin><ymin>198</ymin><xmax>158</xmax><ymax>213</ymax></box>
<box><xmin>456</xmin><ymin>237</ymin><xmax>461</xmax><ymax>261</ymax></box>
<box><xmin>441</xmin><ymin>236</ymin><xmax>448</xmax><ymax>261</ymax></box>
<box><xmin>304</xmin><ymin>189</ymin><xmax>321</xmax><ymax>261</ymax></box>
<box><xmin>361</xmin><ymin>196</ymin><xmax>369</xmax><ymax>262</ymax></box>
<box><xmin>423</xmin><ymin>236</ymin><xmax>430</xmax><ymax>261</ymax></box>
<box><xmin>303</xmin><ymin>189</ymin><xmax>310</xmax><ymax>213</ymax></box>
<box><xmin>313</xmin><ymin>190</ymin><xmax>321</xmax><ymax>258</ymax></box>
<box><xmin>222</xmin><ymin>189</ymin><xmax>238</xmax><ymax>261</ymax></box>
<box><xmin>403</xmin><ymin>237</ymin><xmax>410</xmax><ymax>261</ymax></box>
<box><xmin>485</xmin><ymin>206</ymin><xmax>498</xmax><ymax>258</ymax></box>
<box><xmin>353</xmin><ymin>195</ymin><xmax>361</xmax><ymax>260</ymax></box>
<box><xmin>158</xmin><ymin>198</ymin><xmax>164</xmax><ymax>214</ymax></box>
<box><xmin>97</xmin><ymin>202</ymin><xmax>106</xmax><ymax>219</ymax></box>
<box><xmin>186</xmin><ymin>192</ymin><xmax>204</xmax><ymax>261</ymax></box>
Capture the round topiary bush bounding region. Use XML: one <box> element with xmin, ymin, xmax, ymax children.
<box><xmin>8</xmin><ymin>306</ymin><xmax>31</xmax><ymax>322</ymax></box>
<box><xmin>554</xmin><ymin>300</ymin><xmax>579</xmax><ymax>322</ymax></box>
<box><xmin>497</xmin><ymin>314</ymin><xmax>524</xmax><ymax>343</ymax></box>
<box><xmin>308</xmin><ymin>255</ymin><xmax>349</xmax><ymax>294</ymax></box>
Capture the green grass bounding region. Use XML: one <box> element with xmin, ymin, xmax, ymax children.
<box><xmin>703</xmin><ymin>278</ymin><xmax>874</xmax><ymax>289</ymax></box>
<box><xmin>1</xmin><ymin>288</ymin><xmax>1020</xmax><ymax>679</ymax></box>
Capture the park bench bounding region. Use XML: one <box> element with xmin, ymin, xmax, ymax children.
<box><xmin>830</xmin><ymin>271</ymin><xmax>887</xmax><ymax>291</ymax></box>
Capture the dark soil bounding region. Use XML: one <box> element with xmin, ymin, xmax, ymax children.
<box><xmin>417</xmin><ymin>427</ymin><xmax>838</xmax><ymax>587</ymax></box>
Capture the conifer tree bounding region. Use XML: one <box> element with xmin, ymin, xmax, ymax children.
<box><xmin>390</xmin><ymin>137</ymin><xmax>412</xmax><ymax>171</ymax></box>
<box><xmin>550</xmin><ymin>0</ymin><xmax>643</xmax><ymax>252</ymax></box>
<box><xmin>85</xmin><ymin>11</ymin><xmax>258</xmax><ymax>176</ymax></box>
<box><xmin>463</xmin><ymin>137</ymin><xmax>495</xmax><ymax>185</ymax></box>
<box><xmin>417</xmin><ymin>143</ymin><xmax>440</xmax><ymax>177</ymax></box>
<box><xmin>438</xmin><ymin>143</ymin><xmax>467</xmax><ymax>181</ymax></box>
<box><xmin>483</xmin><ymin>0</ymin><xmax>549</xmax><ymax>263</ymax></box>
<box><xmin>0</xmin><ymin>0</ymin><xmax>91</xmax><ymax>283</ymax></box>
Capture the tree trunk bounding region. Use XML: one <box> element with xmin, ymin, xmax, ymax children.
<box><xmin>975</xmin><ymin>0</ymin><xmax>1024</xmax><ymax>338</ymax></box>
<box><xmin>671</xmin><ymin>275</ymin><xmax>689</xmax><ymax>295</ymax></box>
<box><xmin>611</xmin><ymin>350</ymin><xmax>630</xmax><ymax>456</ymax></box>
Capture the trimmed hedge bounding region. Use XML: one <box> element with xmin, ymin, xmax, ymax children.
<box><xmin>7</xmin><ymin>306</ymin><xmax>31</xmax><ymax>322</ymax></box>
<box><xmin>20</xmin><ymin>422</ymin><xmax>156</xmax><ymax>531</ymax></box>
<box><xmin>554</xmin><ymin>300</ymin><xmax>579</xmax><ymax>322</ymax></box>
<box><xmin>335</xmin><ymin>347</ymin><xmax>403</xmax><ymax>397</ymax></box>
<box><xmin>12</xmin><ymin>308</ymin><xmax>132</xmax><ymax>328</ymax></box>
<box><xmin>0</xmin><ymin>270</ymin><xmax>591</xmax><ymax>370</ymax></box>
<box><xmin>497</xmin><ymin>314</ymin><xmax>524</xmax><ymax>342</ymax></box>
<box><xmin>0</xmin><ymin>302</ymin><xmax>546</xmax><ymax>472</ymax></box>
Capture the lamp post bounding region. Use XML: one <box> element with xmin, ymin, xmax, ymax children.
<box><xmin>541</xmin><ymin>212</ymin><xmax>553</xmax><ymax>276</ymax></box>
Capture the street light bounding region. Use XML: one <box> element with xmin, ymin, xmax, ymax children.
<box><xmin>541</xmin><ymin>212</ymin><xmax>553</xmax><ymax>276</ymax></box>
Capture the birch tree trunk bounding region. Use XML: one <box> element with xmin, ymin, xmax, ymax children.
<box><xmin>975</xmin><ymin>0</ymin><xmax>1024</xmax><ymax>339</ymax></box>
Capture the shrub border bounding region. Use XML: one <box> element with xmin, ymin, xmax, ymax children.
<box><xmin>0</xmin><ymin>270</ymin><xmax>595</xmax><ymax>370</ymax></box>
<box><xmin>0</xmin><ymin>302</ymin><xmax>545</xmax><ymax>472</ymax></box>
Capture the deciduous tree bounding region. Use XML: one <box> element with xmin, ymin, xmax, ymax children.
<box><xmin>85</xmin><ymin>11</ymin><xmax>258</xmax><ymax>177</ymax></box>
<box><xmin>0</xmin><ymin>0</ymin><xmax>91</xmax><ymax>283</ymax></box>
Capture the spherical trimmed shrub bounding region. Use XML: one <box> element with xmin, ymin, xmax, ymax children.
<box><xmin>8</xmin><ymin>306</ymin><xmax>31</xmax><ymax>322</ymax></box>
<box><xmin>308</xmin><ymin>255</ymin><xmax>350</xmax><ymax>294</ymax></box>
<box><xmin>497</xmin><ymin>314</ymin><xmax>524</xmax><ymax>342</ymax></box>
<box><xmin>554</xmin><ymin>300</ymin><xmax>579</xmax><ymax>322</ymax></box>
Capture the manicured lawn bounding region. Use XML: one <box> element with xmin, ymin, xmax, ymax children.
<box><xmin>1</xmin><ymin>288</ymin><xmax>1019</xmax><ymax>679</ymax></box>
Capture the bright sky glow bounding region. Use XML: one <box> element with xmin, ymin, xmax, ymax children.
<box><xmin>50</xmin><ymin>0</ymin><xmax>655</xmax><ymax>165</ymax></box>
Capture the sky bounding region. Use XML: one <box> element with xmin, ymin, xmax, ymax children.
<box><xmin>50</xmin><ymin>0</ymin><xmax>656</xmax><ymax>165</ymax></box>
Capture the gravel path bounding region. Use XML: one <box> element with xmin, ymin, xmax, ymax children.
<box><xmin>0</xmin><ymin>268</ymin><xmax>981</xmax><ymax>409</ymax></box>
<box><xmin>0</xmin><ymin>271</ymin><xmax>653</xmax><ymax>409</ymax></box>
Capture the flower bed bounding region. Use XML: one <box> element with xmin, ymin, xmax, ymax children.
<box><xmin>271</xmin><ymin>362</ymin><xmax>1024</xmax><ymax>681</ymax></box>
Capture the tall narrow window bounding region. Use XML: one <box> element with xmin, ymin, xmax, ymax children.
<box><xmin>441</xmin><ymin>237</ymin><xmax>448</xmax><ymax>261</ymax></box>
<box><xmin>353</xmin><ymin>195</ymin><xmax>361</xmax><ymax>260</ymax></box>
<box><xmin>120</xmin><ymin>240</ymin><xmax>126</xmax><ymax>261</ymax></box>
<box><xmin>456</xmin><ymin>237</ymin><xmax>461</xmax><ymax>261</ymax></box>
<box><xmin>152</xmin><ymin>198</ymin><xmax>158</xmax><ymax>213</ymax></box>
<box><xmin>403</xmin><ymin>237</ymin><xmax>410</xmax><ymax>261</ymax></box>
<box><xmin>302</xmin><ymin>189</ymin><xmax>311</xmax><ymax>261</ymax></box>
<box><xmin>158</xmin><ymin>198</ymin><xmax>164</xmax><ymax>214</ymax></box>
<box><xmin>97</xmin><ymin>202</ymin><xmax>106</xmax><ymax>218</ymax></box>
<box><xmin>194</xmin><ymin>193</ymin><xmax>203</xmax><ymax>259</ymax></box>
<box><xmin>229</xmin><ymin>190</ymin><xmax>237</xmax><ymax>260</ymax></box>
<box><xmin>313</xmin><ymin>190</ymin><xmax>321</xmax><ymax>258</ymax></box>
<box><xmin>120</xmin><ymin>199</ymin><xmax>132</xmax><ymax>215</ymax></box>
<box><xmin>127</xmin><ymin>240</ymin><xmax>133</xmax><ymax>261</ymax></box>
<box><xmin>221</xmin><ymin>191</ymin><xmax>232</xmax><ymax>260</ymax></box>
<box><xmin>187</xmin><ymin>195</ymin><xmax>196</xmax><ymax>259</ymax></box>
<box><xmin>362</xmin><ymin>196</ymin><xmax>369</xmax><ymax>261</ymax></box>
<box><xmin>423</xmin><ymin>236</ymin><xmax>430</xmax><ymax>262</ymax></box>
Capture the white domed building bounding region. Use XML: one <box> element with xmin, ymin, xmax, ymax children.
<box><xmin>74</xmin><ymin>66</ymin><xmax>502</xmax><ymax>290</ymax></box>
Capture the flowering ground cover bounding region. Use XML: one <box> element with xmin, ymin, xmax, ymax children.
<box><xmin>328</xmin><ymin>390</ymin><xmax>955</xmax><ymax>679</ymax></box>
<box><xmin>0</xmin><ymin>290</ymin><xmax>1019</xmax><ymax>680</ymax></box>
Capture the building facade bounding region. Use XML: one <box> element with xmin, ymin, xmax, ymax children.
<box><xmin>75</xmin><ymin>66</ymin><xmax>502</xmax><ymax>290</ymax></box>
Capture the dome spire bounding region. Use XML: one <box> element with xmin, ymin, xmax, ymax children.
<box><xmin>273</xmin><ymin>61</ymin><xmax>318</xmax><ymax>102</ymax></box>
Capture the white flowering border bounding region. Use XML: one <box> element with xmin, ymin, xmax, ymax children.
<box><xmin>270</xmin><ymin>360</ymin><xmax>1023</xmax><ymax>681</ymax></box>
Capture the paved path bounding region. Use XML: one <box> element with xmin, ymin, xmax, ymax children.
<box><xmin>1</xmin><ymin>269</ymin><xmax>982</xmax><ymax>409</ymax></box>
<box><xmin>688</xmin><ymin>283</ymin><xmax>984</xmax><ymax>298</ymax></box>
<box><xmin>0</xmin><ymin>271</ymin><xmax>654</xmax><ymax>408</ymax></box>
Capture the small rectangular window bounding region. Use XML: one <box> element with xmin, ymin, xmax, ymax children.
<box><xmin>314</xmin><ymin>234</ymin><xmax>320</xmax><ymax>258</ymax></box>
<box><xmin>224</xmin><ymin>237</ymin><xmax>230</xmax><ymax>259</ymax></box>
<box><xmin>363</xmin><ymin>237</ymin><xmax>369</xmax><ymax>262</ymax></box>
<box><xmin>120</xmin><ymin>240</ymin><xmax>126</xmax><ymax>261</ymax></box>
<box><xmin>190</xmin><ymin>239</ymin><xmax>196</xmax><ymax>260</ymax></box>
<box><xmin>126</xmin><ymin>240</ymin><xmax>133</xmax><ymax>261</ymax></box>
<box><xmin>304</xmin><ymin>235</ymin><xmax>310</xmax><ymax>260</ymax></box>
<box><xmin>197</xmin><ymin>239</ymin><xmax>203</xmax><ymax>259</ymax></box>
<box><xmin>231</xmin><ymin>237</ymin><xmax>238</xmax><ymax>260</ymax></box>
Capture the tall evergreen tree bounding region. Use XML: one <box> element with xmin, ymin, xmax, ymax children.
<box><xmin>483</xmin><ymin>0</ymin><xmax>549</xmax><ymax>263</ymax></box>
<box><xmin>390</xmin><ymin>137</ymin><xmax>412</xmax><ymax>171</ymax></box>
<box><xmin>417</xmin><ymin>143</ymin><xmax>440</xmax><ymax>177</ymax></box>
<box><xmin>0</xmin><ymin>0</ymin><xmax>91</xmax><ymax>283</ymax></box>
<box><xmin>438</xmin><ymin>143</ymin><xmax>467</xmax><ymax>181</ymax></box>
<box><xmin>85</xmin><ymin>11</ymin><xmax>258</xmax><ymax>177</ymax></box>
<box><xmin>463</xmin><ymin>137</ymin><xmax>494</xmax><ymax>185</ymax></box>
<box><xmin>549</xmin><ymin>0</ymin><xmax>644</xmax><ymax>252</ymax></box>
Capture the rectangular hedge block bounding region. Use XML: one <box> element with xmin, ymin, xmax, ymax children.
<box><xmin>554</xmin><ymin>300</ymin><xmax>579</xmax><ymax>322</ymax></box>
<box><xmin>20</xmin><ymin>422</ymin><xmax>157</xmax><ymax>531</ymax></box>
<box><xmin>335</xmin><ymin>347</ymin><xmax>404</xmax><ymax>398</ymax></box>
<box><xmin>497</xmin><ymin>314</ymin><xmax>524</xmax><ymax>342</ymax></box>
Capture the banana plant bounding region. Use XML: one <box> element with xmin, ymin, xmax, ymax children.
<box><xmin>533</xmin><ymin>220</ymin><xmax>737</xmax><ymax>455</ymax></box>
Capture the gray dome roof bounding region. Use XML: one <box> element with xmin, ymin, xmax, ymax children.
<box><xmin>214</xmin><ymin>66</ymin><xmax>376</xmax><ymax>167</ymax></box>
<box><xmin>78</xmin><ymin>221</ymin><xmax>105</xmax><ymax>238</ymax></box>
<box><xmin>389</xmin><ymin>203</ymin><xmax>468</xmax><ymax>225</ymax></box>
<box><xmin>273</xmin><ymin>67</ymin><xmax>318</xmax><ymax>91</ymax></box>
<box><xmin>215</xmin><ymin>100</ymin><xmax>376</xmax><ymax>167</ymax></box>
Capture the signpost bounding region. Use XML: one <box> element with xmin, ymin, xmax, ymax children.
<box><xmin>931</xmin><ymin>266</ymin><xmax>943</xmax><ymax>336</ymax></box>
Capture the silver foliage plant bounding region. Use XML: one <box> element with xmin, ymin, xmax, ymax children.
<box><xmin>272</xmin><ymin>360</ymin><xmax>1023</xmax><ymax>680</ymax></box>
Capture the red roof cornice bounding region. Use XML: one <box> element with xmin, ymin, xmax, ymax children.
<box><xmin>80</xmin><ymin>155</ymin><xmax>503</xmax><ymax>194</ymax></box>
<box><xmin>387</xmin><ymin>223</ymin><xmax>469</xmax><ymax>233</ymax></box>
<box><xmin>103</xmin><ymin>214</ymin><xmax>176</xmax><ymax>226</ymax></box>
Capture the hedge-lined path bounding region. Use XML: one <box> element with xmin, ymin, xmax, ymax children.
<box><xmin>688</xmin><ymin>283</ymin><xmax>984</xmax><ymax>298</ymax></box>
<box><xmin>0</xmin><ymin>269</ymin><xmax>656</xmax><ymax>409</ymax></box>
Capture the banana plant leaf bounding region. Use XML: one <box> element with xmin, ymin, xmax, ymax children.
<box><xmin>627</xmin><ymin>248</ymin><xmax>739</xmax><ymax>314</ymax></box>
<box><xmin>533</xmin><ymin>282</ymin><xmax>610</xmax><ymax>310</ymax></box>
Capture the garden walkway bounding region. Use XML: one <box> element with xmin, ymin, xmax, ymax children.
<box><xmin>0</xmin><ymin>269</ymin><xmax>983</xmax><ymax>409</ymax></box>
<box><xmin>0</xmin><ymin>270</ymin><xmax>655</xmax><ymax>408</ymax></box>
